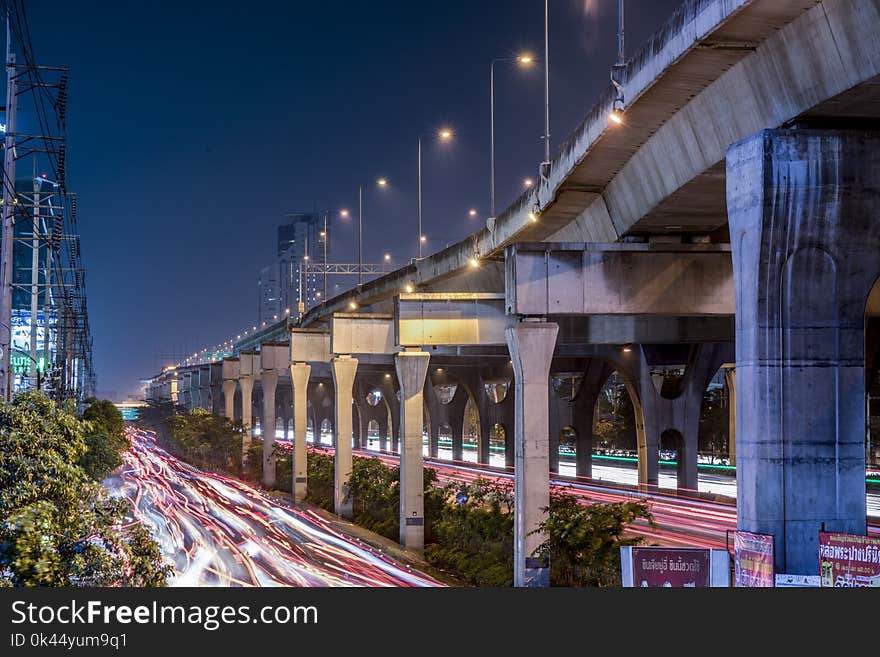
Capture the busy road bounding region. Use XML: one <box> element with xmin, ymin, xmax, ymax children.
<box><xmin>108</xmin><ymin>428</ymin><xmax>441</xmax><ymax>587</ymax></box>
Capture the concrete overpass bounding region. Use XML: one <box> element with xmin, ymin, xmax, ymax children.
<box><xmin>149</xmin><ymin>0</ymin><xmax>880</xmax><ymax>585</ymax></box>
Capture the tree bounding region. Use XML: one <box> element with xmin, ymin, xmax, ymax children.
<box><xmin>164</xmin><ymin>409</ymin><xmax>245</xmax><ymax>474</ymax></box>
<box><xmin>532</xmin><ymin>489</ymin><xmax>654</xmax><ymax>587</ymax></box>
<box><xmin>0</xmin><ymin>391</ymin><xmax>171</xmax><ymax>587</ymax></box>
<box><xmin>78</xmin><ymin>399</ymin><xmax>129</xmax><ymax>481</ymax></box>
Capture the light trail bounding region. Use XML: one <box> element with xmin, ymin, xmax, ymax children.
<box><xmin>308</xmin><ymin>445</ymin><xmax>880</xmax><ymax>550</ymax></box>
<box><xmin>109</xmin><ymin>427</ymin><xmax>441</xmax><ymax>588</ymax></box>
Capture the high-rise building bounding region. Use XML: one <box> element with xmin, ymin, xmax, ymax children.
<box><xmin>257</xmin><ymin>262</ymin><xmax>283</xmax><ymax>325</ymax></box>
<box><xmin>258</xmin><ymin>212</ymin><xmax>329</xmax><ymax>324</ymax></box>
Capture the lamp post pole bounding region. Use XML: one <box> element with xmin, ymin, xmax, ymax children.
<box><xmin>543</xmin><ymin>0</ymin><xmax>551</xmax><ymax>173</ymax></box>
<box><xmin>418</xmin><ymin>138</ymin><xmax>422</xmax><ymax>259</ymax></box>
<box><xmin>490</xmin><ymin>61</ymin><xmax>496</xmax><ymax>219</ymax></box>
<box><xmin>323</xmin><ymin>210</ymin><xmax>328</xmax><ymax>298</ymax></box>
<box><xmin>358</xmin><ymin>186</ymin><xmax>363</xmax><ymax>286</ymax></box>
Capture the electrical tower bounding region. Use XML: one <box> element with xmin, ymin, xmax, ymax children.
<box><xmin>0</xmin><ymin>4</ymin><xmax>94</xmax><ymax>402</ymax></box>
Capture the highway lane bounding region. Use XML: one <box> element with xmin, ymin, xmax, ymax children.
<box><xmin>307</xmin><ymin>444</ymin><xmax>879</xmax><ymax>550</ymax></box>
<box><xmin>108</xmin><ymin>428</ymin><xmax>441</xmax><ymax>587</ymax></box>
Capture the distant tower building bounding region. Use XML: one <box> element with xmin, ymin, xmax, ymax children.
<box><xmin>257</xmin><ymin>262</ymin><xmax>283</xmax><ymax>325</ymax></box>
<box><xmin>259</xmin><ymin>211</ymin><xmax>329</xmax><ymax>323</ymax></box>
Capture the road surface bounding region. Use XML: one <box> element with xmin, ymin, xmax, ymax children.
<box><xmin>108</xmin><ymin>428</ymin><xmax>441</xmax><ymax>587</ymax></box>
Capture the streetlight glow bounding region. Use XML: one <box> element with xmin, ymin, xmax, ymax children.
<box><xmin>384</xmin><ymin>253</ymin><xmax>391</xmax><ymax>261</ymax></box>
<box><xmin>469</xmin><ymin>209</ymin><xmax>478</xmax><ymax>217</ymax></box>
<box><xmin>517</xmin><ymin>54</ymin><xmax>533</xmax><ymax>65</ymax></box>
<box><xmin>340</xmin><ymin>209</ymin><xmax>349</xmax><ymax>218</ymax></box>
<box><xmin>524</xmin><ymin>178</ymin><xmax>534</xmax><ymax>188</ymax></box>
<box><xmin>469</xmin><ymin>257</ymin><xmax>480</xmax><ymax>268</ymax></box>
<box><xmin>377</xmin><ymin>178</ymin><xmax>388</xmax><ymax>187</ymax></box>
<box><xmin>439</xmin><ymin>128</ymin><xmax>453</xmax><ymax>140</ymax></box>
<box><xmin>609</xmin><ymin>110</ymin><xmax>624</xmax><ymax>125</ymax></box>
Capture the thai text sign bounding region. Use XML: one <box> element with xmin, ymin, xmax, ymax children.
<box><xmin>733</xmin><ymin>531</ymin><xmax>774</xmax><ymax>587</ymax></box>
<box><xmin>819</xmin><ymin>532</ymin><xmax>880</xmax><ymax>587</ymax></box>
<box><xmin>630</xmin><ymin>547</ymin><xmax>710</xmax><ymax>587</ymax></box>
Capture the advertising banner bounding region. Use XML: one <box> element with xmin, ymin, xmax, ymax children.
<box><xmin>733</xmin><ymin>531</ymin><xmax>774</xmax><ymax>587</ymax></box>
<box><xmin>819</xmin><ymin>532</ymin><xmax>880</xmax><ymax>587</ymax></box>
<box><xmin>627</xmin><ymin>547</ymin><xmax>711</xmax><ymax>587</ymax></box>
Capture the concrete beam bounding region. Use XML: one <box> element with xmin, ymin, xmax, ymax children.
<box><xmin>330</xmin><ymin>314</ymin><xmax>395</xmax><ymax>355</ymax></box>
<box><xmin>506</xmin><ymin>243</ymin><xmax>733</xmax><ymax>317</ymax></box>
<box><xmin>396</xmin><ymin>293</ymin><xmax>510</xmax><ymax>347</ymax></box>
<box><xmin>290</xmin><ymin>328</ymin><xmax>331</xmax><ymax>363</ymax></box>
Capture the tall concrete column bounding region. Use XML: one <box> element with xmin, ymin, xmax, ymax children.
<box><xmin>724</xmin><ymin>368</ymin><xmax>736</xmax><ymax>467</ymax></box>
<box><xmin>290</xmin><ymin>363</ymin><xmax>310</xmax><ymax>502</ymax></box>
<box><xmin>239</xmin><ymin>377</ymin><xmax>254</xmax><ymax>449</ymax></box>
<box><xmin>331</xmin><ymin>356</ymin><xmax>358</xmax><ymax>518</ymax></box>
<box><xmin>223</xmin><ymin>380</ymin><xmax>236</xmax><ymax>420</ymax></box>
<box><xmin>728</xmin><ymin>129</ymin><xmax>876</xmax><ymax>574</ymax></box>
<box><xmin>261</xmin><ymin>370</ymin><xmax>278</xmax><ymax>488</ymax></box>
<box><xmin>506</xmin><ymin>321</ymin><xmax>558</xmax><ymax>587</ymax></box>
<box><xmin>395</xmin><ymin>350</ymin><xmax>430</xmax><ymax>551</ymax></box>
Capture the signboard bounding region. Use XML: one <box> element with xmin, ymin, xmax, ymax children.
<box><xmin>620</xmin><ymin>547</ymin><xmax>729</xmax><ymax>587</ymax></box>
<box><xmin>776</xmin><ymin>574</ymin><xmax>820</xmax><ymax>588</ymax></box>
<box><xmin>11</xmin><ymin>309</ymin><xmax>49</xmax><ymax>353</ymax></box>
<box><xmin>733</xmin><ymin>531</ymin><xmax>775</xmax><ymax>587</ymax></box>
<box><xmin>819</xmin><ymin>532</ymin><xmax>880</xmax><ymax>587</ymax></box>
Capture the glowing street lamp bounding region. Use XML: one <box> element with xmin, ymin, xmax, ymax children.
<box><xmin>418</xmin><ymin>128</ymin><xmax>454</xmax><ymax>259</ymax></box>
<box><xmin>491</xmin><ymin>52</ymin><xmax>534</xmax><ymax>217</ymax></box>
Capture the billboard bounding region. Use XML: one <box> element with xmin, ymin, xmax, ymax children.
<box><xmin>11</xmin><ymin>309</ymin><xmax>47</xmax><ymax>353</ymax></box>
<box><xmin>819</xmin><ymin>532</ymin><xmax>880</xmax><ymax>587</ymax></box>
<box><xmin>620</xmin><ymin>547</ymin><xmax>729</xmax><ymax>587</ymax></box>
<box><xmin>733</xmin><ymin>531</ymin><xmax>775</xmax><ymax>587</ymax></box>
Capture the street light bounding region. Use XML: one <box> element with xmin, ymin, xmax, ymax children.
<box><xmin>491</xmin><ymin>53</ymin><xmax>534</xmax><ymax>218</ymax></box>
<box><xmin>610</xmin><ymin>1</ymin><xmax>627</xmax><ymax>126</ymax></box>
<box><xmin>348</xmin><ymin>179</ymin><xmax>389</xmax><ymax>285</ymax></box>
<box><xmin>524</xmin><ymin>178</ymin><xmax>534</xmax><ymax>189</ymax></box>
<box><xmin>418</xmin><ymin>128</ymin><xmax>453</xmax><ymax>259</ymax></box>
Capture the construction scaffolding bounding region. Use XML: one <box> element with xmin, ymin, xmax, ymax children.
<box><xmin>0</xmin><ymin>1</ymin><xmax>94</xmax><ymax>402</ymax></box>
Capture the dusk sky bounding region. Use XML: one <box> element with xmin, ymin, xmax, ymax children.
<box><xmin>25</xmin><ymin>0</ymin><xmax>682</xmax><ymax>399</ymax></box>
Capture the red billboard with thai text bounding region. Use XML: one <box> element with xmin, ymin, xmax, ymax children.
<box><xmin>819</xmin><ymin>532</ymin><xmax>880</xmax><ymax>587</ymax></box>
<box><xmin>630</xmin><ymin>547</ymin><xmax>710</xmax><ymax>587</ymax></box>
<box><xmin>733</xmin><ymin>531</ymin><xmax>774</xmax><ymax>587</ymax></box>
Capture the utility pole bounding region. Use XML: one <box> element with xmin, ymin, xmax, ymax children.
<box><xmin>29</xmin><ymin>168</ymin><xmax>40</xmax><ymax>384</ymax></box>
<box><xmin>0</xmin><ymin>18</ymin><xmax>17</xmax><ymax>401</ymax></box>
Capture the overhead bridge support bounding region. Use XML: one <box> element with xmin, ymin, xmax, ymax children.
<box><xmin>507</xmin><ymin>320</ymin><xmax>558</xmax><ymax>588</ymax></box>
<box><xmin>728</xmin><ymin>129</ymin><xmax>877</xmax><ymax>575</ymax></box>
<box><xmin>396</xmin><ymin>350</ymin><xmax>430</xmax><ymax>551</ymax></box>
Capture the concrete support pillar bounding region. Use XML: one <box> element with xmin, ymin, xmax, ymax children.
<box><xmin>331</xmin><ymin>356</ymin><xmax>358</xmax><ymax>518</ymax></box>
<box><xmin>261</xmin><ymin>370</ymin><xmax>279</xmax><ymax>488</ymax></box>
<box><xmin>506</xmin><ymin>321</ymin><xmax>558</xmax><ymax>587</ymax></box>
<box><xmin>396</xmin><ymin>350</ymin><xmax>430</xmax><ymax>551</ymax></box>
<box><xmin>728</xmin><ymin>129</ymin><xmax>876</xmax><ymax>574</ymax></box>
<box><xmin>724</xmin><ymin>368</ymin><xmax>736</xmax><ymax>467</ymax></box>
<box><xmin>223</xmin><ymin>380</ymin><xmax>236</xmax><ymax>420</ymax></box>
<box><xmin>239</xmin><ymin>377</ymin><xmax>254</xmax><ymax>451</ymax></box>
<box><xmin>290</xmin><ymin>363</ymin><xmax>311</xmax><ymax>502</ymax></box>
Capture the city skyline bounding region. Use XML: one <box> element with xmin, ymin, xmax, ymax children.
<box><xmin>22</xmin><ymin>0</ymin><xmax>681</xmax><ymax>398</ymax></box>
